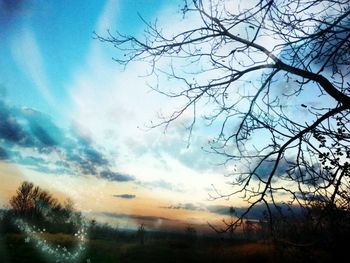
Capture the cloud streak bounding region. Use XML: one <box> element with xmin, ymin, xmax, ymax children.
<box><xmin>11</xmin><ymin>28</ymin><xmax>56</xmax><ymax>107</ymax></box>
<box><xmin>100</xmin><ymin>171</ymin><xmax>135</xmax><ymax>182</ymax></box>
<box><xmin>113</xmin><ymin>194</ymin><xmax>136</xmax><ymax>199</ymax></box>
<box><xmin>0</xmin><ymin>100</ymin><xmax>129</xmax><ymax>182</ymax></box>
<box><xmin>100</xmin><ymin>211</ymin><xmax>175</xmax><ymax>228</ymax></box>
<box><xmin>207</xmin><ymin>203</ymin><xmax>302</xmax><ymax>220</ymax></box>
<box><xmin>160</xmin><ymin>202</ymin><xmax>205</xmax><ymax>211</ymax></box>
<box><xmin>95</xmin><ymin>0</ymin><xmax>119</xmax><ymax>34</ymax></box>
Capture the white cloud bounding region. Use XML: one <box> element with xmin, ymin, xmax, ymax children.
<box><xmin>68</xmin><ymin>2</ymin><xmax>180</xmax><ymax>148</ymax></box>
<box><xmin>10</xmin><ymin>28</ymin><xmax>56</xmax><ymax>108</ymax></box>
<box><xmin>95</xmin><ymin>0</ymin><xmax>119</xmax><ymax>34</ymax></box>
<box><xmin>66</xmin><ymin>1</ymin><xmax>237</xmax><ymax>203</ymax></box>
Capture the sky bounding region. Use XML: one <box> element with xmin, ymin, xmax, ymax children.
<box><xmin>0</xmin><ymin>0</ymin><xmax>247</xmax><ymax>232</ymax></box>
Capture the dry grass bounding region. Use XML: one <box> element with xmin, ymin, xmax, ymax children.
<box><xmin>0</xmin><ymin>233</ymin><xmax>334</xmax><ymax>263</ymax></box>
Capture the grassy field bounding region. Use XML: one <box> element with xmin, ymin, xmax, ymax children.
<box><xmin>0</xmin><ymin>232</ymin><xmax>332</xmax><ymax>263</ymax></box>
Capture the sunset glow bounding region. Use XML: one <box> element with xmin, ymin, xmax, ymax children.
<box><xmin>0</xmin><ymin>0</ymin><xmax>243</xmax><ymax>233</ymax></box>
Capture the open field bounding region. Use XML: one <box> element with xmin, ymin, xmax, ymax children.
<box><xmin>0</xmin><ymin>232</ymin><xmax>333</xmax><ymax>263</ymax></box>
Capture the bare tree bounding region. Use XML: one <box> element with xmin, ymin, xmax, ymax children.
<box><xmin>98</xmin><ymin>0</ymin><xmax>350</xmax><ymax>232</ymax></box>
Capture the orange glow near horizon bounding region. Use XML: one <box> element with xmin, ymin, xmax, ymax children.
<box><xmin>0</xmin><ymin>161</ymin><xmax>232</xmax><ymax>233</ymax></box>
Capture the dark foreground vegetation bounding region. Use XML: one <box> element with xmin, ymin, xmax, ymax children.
<box><xmin>0</xmin><ymin>181</ymin><xmax>349</xmax><ymax>262</ymax></box>
<box><xmin>0</xmin><ymin>232</ymin><xmax>334</xmax><ymax>263</ymax></box>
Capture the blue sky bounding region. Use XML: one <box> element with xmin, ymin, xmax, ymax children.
<box><xmin>0</xmin><ymin>0</ymin><xmax>336</xmax><ymax>232</ymax></box>
<box><xmin>0</xmin><ymin>0</ymin><xmax>344</xmax><ymax>236</ymax></box>
<box><xmin>0</xmin><ymin>0</ymin><xmax>239</xmax><ymax>231</ymax></box>
<box><xmin>0</xmin><ymin>0</ymin><xmax>168</xmax><ymax>119</ymax></box>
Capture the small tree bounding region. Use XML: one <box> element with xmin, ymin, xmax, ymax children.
<box><xmin>9</xmin><ymin>181</ymin><xmax>34</xmax><ymax>217</ymax></box>
<box><xmin>137</xmin><ymin>223</ymin><xmax>146</xmax><ymax>245</ymax></box>
<box><xmin>228</xmin><ymin>207</ymin><xmax>236</xmax><ymax>240</ymax></box>
<box><xmin>10</xmin><ymin>181</ymin><xmax>60</xmax><ymax>219</ymax></box>
<box><xmin>185</xmin><ymin>225</ymin><xmax>197</xmax><ymax>242</ymax></box>
<box><xmin>243</xmin><ymin>220</ymin><xmax>256</xmax><ymax>240</ymax></box>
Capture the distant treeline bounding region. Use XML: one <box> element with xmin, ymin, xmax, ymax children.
<box><xmin>0</xmin><ymin>181</ymin><xmax>194</xmax><ymax>243</ymax></box>
<box><xmin>1</xmin><ymin>181</ymin><xmax>350</xmax><ymax>255</ymax></box>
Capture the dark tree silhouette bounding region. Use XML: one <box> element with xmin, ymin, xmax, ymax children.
<box><xmin>10</xmin><ymin>181</ymin><xmax>60</xmax><ymax>219</ymax></box>
<box><xmin>98</xmin><ymin>0</ymin><xmax>350</xmax><ymax>232</ymax></box>
<box><xmin>5</xmin><ymin>181</ymin><xmax>86</xmax><ymax>236</ymax></box>
<box><xmin>185</xmin><ymin>225</ymin><xmax>197</xmax><ymax>242</ymax></box>
<box><xmin>137</xmin><ymin>223</ymin><xmax>146</xmax><ymax>245</ymax></box>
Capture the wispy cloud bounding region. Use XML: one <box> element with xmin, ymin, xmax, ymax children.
<box><xmin>136</xmin><ymin>179</ymin><xmax>184</xmax><ymax>193</ymax></box>
<box><xmin>10</xmin><ymin>28</ymin><xmax>56</xmax><ymax>107</ymax></box>
<box><xmin>66</xmin><ymin>1</ymin><xmax>233</xmax><ymax>201</ymax></box>
<box><xmin>95</xmin><ymin>0</ymin><xmax>119</xmax><ymax>34</ymax></box>
<box><xmin>131</xmin><ymin>122</ymin><xmax>228</xmax><ymax>173</ymax></box>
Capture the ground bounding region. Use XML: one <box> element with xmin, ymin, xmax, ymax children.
<box><xmin>0</xmin><ymin>232</ymin><xmax>334</xmax><ymax>263</ymax></box>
